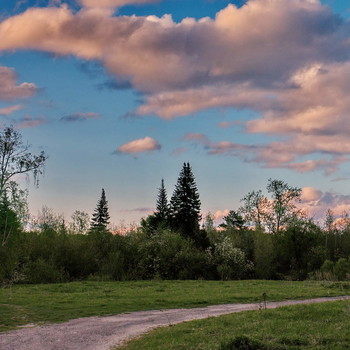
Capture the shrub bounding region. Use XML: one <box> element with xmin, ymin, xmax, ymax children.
<box><xmin>214</xmin><ymin>237</ymin><xmax>254</xmax><ymax>280</ymax></box>
<box><xmin>334</xmin><ymin>258</ymin><xmax>350</xmax><ymax>281</ymax></box>
<box><xmin>23</xmin><ymin>258</ymin><xmax>66</xmax><ymax>283</ymax></box>
<box><xmin>219</xmin><ymin>336</ymin><xmax>267</xmax><ymax>350</ymax></box>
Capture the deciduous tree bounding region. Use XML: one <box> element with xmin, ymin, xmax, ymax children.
<box><xmin>0</xmin><ymin>126</ymin><xmax>46</xmax><ymax>197</ymax></box>
<box><xmin>266</xmin><ymin>178</ymin><xmax>301</xmax><ymax>233</ymax></box>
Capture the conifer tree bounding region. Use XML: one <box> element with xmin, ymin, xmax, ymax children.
<box><xmin>169</xmin><ymin>163</ymin><xmax>201</xmax><ymax>239</ymax></box>
<box><xmin>90</xmin><ymin>188</ymin><xmax>110</xmax><ymax>232</ymax></box>
<box><xmin>155</xmin><ymin>179</ymin><xmax>169</xmax><ymax>221</ymax></box>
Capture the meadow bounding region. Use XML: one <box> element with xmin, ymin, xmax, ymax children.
<box><xmin>118</xmin><ymin>300</ymin><xmax>350</xmax><ymax>350</ymax></box>
<box><xmin>1</xmin><ymin>280</ymin><xmax>349</xmax><ymax>333</ymax></box>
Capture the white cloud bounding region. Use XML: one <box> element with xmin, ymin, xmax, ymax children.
<box><xmin>116</xmin><ymin>136</ymin><xmax>161</xmax><ymax>154</ymax></box>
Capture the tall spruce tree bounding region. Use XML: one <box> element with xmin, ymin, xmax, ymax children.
<box><xmin>90</xmin><ymin>188</ymin><xmax>110</xmax><ymax>232</ymax></box>
<box><xmin>169</xmin><ymin>163</ymin><xmax>201</xmax><ymax>239</ymax></box>
<box><xmin>155</xmin><ymin>179</ymin><xmax>169</xmax><ymax>221</ymax></box>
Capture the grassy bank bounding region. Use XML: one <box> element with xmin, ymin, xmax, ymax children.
<box><xmin>118</xmin><ymin>300</ymin><xmax>350</xmax><ymax>350</ymax></box>
<box><xmin>1</xmin><ymin>280</ymin><xmax>349</xmax><ymax>332</ymax></box>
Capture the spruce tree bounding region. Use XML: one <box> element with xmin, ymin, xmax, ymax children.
<box><xmin>90</xmin><ymin>188</ymin><xmax>110</xmax><ymax>232</ymax></box>
<box><xmin>169</xmin><ymin>163</ymin><xmax>201</xmax><ymax>239</ymax></box>
<box><xmin>155</xmin><ymin>179</ymin><xmax>169</xmax><ymax>221</ymax></box>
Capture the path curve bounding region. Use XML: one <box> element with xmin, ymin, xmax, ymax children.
<box><xmin>1</xmin><ymin>296</ymin><xmax>349</xmax><ymax>350</ymax></box>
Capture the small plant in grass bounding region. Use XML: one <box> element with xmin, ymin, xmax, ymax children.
<box><xmin>219</xmin><ymin>336</ymin><xmax>269</xmax><ymax>350</ymax></box>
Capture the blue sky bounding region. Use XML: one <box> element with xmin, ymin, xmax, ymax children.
<box><xmin>1</xmin><ymin>0</ymin><xmax>350</xmax><ymax>227</ymax></box>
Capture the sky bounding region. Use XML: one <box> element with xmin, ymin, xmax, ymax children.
<box><xmin>1</xmin><ymin>0</ymin><xmax>350</xmax><ymax>227</ymax></box>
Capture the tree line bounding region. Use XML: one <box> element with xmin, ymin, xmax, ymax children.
<box><xmin>0</xmin><ymin>127</ymin><xmax>350</xmax><ymax>284</ymax></box>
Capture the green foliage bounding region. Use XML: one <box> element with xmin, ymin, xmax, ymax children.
<box><xmin>213</xmin><ymin>236</ymin><xmax>253</xmax><ymax>280</ymax></box>
<box><xmin>23</xmin><ymin>258</ymin><xmax>66</xmax><ymax>284</ymax></box>
<box><xmin>137</xmin><ymin>229</ymin><xmax>213</xmax><ymax>279</ymax></box>
<box><xmin>0</xmin><ymin>199</ymin><xmax>21</xmax><ymax>247</ymax></box>
<box><xmin>273</xmin><ymin>218</ymin><xmax>322</xmax><ymax>280</ymax></box>
<box><xmin>253</xmin><ymin>230</ymin><xmax>274</xmax><ymax>279</ymax></box>
<box><xmin>334</xmin><ymin>258</ymin><xmax>350</xmax><ymax>281</ymax></box>
<box><xmin>219</xmin><ymin>210</ymin><xmax>246</xmax><ymax>230</ymax></box>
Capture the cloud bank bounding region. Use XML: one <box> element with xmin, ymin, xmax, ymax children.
<box><xmin>300</xmin><ymin>186</ymin><xmax>350</xmax><ymax>221</ymax></box>
<box><xmin>1</xmin><ymin>0</ymin><xmax>350</xmax><ymax>170</ymax></box>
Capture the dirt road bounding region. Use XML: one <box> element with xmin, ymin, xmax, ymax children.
<box><xmin>1</xmin><ymin>296</ymin><xmax>349</xmax><ymax>350</ymax></box>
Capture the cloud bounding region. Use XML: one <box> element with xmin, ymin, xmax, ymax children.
<box><xmin>0</xmin><ymin>66</ymin><xmax>37</xmax><ymax>100</ymax></box>
<box><xmin>217</xmin><ymin>121</ymin><xmax>241</xmax><ymax>128</ymax></box>
<box><xmin>97</xmin><ymin>79</ymin><xmax>132</xmax><ymax>91</ymax></box>
<box><xmin>116</xmin><ymin>136</ymin><xmax>161</xmax><ymax>154</ymax></box>
<box><xmin>171</xmin><ymin>147</ymin><xmax>187</xmax><ymax>156</ymax></box>
<box><xmin>0</xmin><ymin>104</ymin><xmax>23</xmax><ymax>115</ymax></box>
<box><xmin>60</xmin><ymin>112</ymin><xmax>101</xmax><ymax>122</ymax></box>
<box><xmin>213</xmin><ymin>209</ymin><xmax>230</xmax><ymax>220</ymax></box>
<box><xmin>300</xmin><ymin>187</ymin><xmax>323</xmax><ymax>203</ymax></box>
<box><xmin>298</xmin><ymin>187</ymin><xmax>350</xmax><ymax>221</ymax></box>
<box><xmin>120</xmin><ymin>207</ymin><xmax>154</xmax><ymax>213</ymax></box>
<box><xmin>183</xmin><ymin>133</ymin><xmax>210</xmax><ymax>144</ymax></box>
<box><xmin>79</xmin><ymin>0</ymin><xmax>158</xmax><ymax>8</ymax></box>
<box><xmin>15</xmin><ymin>116</ymin><xmax>46</xmax><ymax>129</ymax></box>
<box><xmin>331</xmin><ymin>177</ymin><xmax>350</xmax><ymax>182</ymax></box>
<box><xmin>2</xmin><ymin>0</ymin><xmax>350</xmax><ymax>172</ymax></box>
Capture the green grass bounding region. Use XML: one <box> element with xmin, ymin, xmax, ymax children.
<box><xmin>118</xmin><ymin>300</ymin><xmax>350</xmax><ymax>350</ymax></box>
<box><xmin>0</xmin><ymin>280</ymin><xmax>349</xmax><ymax>332</ymax></box>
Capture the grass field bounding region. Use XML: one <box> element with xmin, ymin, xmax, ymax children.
<box><xmin>118</xmin><ymin>300</ymin><xmax>350</xmax><ymax>350</ymax></box>
<box><xmin>0</xmin><ymin>280</ymin><xmax>349</xmax><ymax>332</ymax></box>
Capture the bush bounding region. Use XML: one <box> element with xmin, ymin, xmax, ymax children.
<box><xmin>334</xmin><ymin>258</ymin><xmax>350</xmax><ymax>281</ymax></box>
<box><xmin>219</xmin><ymin>336</ymin><xmax>267</xmax><ymax>350</ymax></box>
<box><xmin>23</xmin><ymin>258</ymin><xmax>66</xmax><ymax>283</ymax></box>
<box><xmin>136</xmin><ymin>229</ymin><xmax>213</xmax><ymax>280</ymax></box>
<box><xmin>214</xmin><ymin>237</ymin><xmax>254</xmax><ymax>280</ymax></box>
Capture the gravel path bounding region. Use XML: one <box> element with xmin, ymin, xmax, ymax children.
<box><xmin>1</xmin><ymin>296</ymin><xmax>349</xmax><ymax>350</ymax></box>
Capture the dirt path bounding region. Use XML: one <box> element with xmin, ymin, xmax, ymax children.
<box><xmin>1</xmin><ymin>296</ymin><xmax>349</xmax><ymax>350</ymax></box>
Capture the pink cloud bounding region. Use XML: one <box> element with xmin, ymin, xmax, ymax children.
<box><xmin>183</xmin><ymin>133</ymin><xmax>209</xmax><ymax>144</ymax></box>
<box><xmin>15</xmin><ymin>116</ymin><xmax>46</xmax><ymax>129</ymax></box>
<box><xmin>297</xmin><ymin>188</ymin><xmax>350</xmax><ymax>222</ymax></box>
<box><xmin>0</xmin><ymin>66</ymin><xmax>37</xmax><ymax>100</ymax></box>
<box><xmin>1</xmin><ymin>1</ymin><xmax>350</xmax><ymax>173</ymax></box>
<box><xmin>171</xmin><ymin>147</ymin><xmax>188</xmax><ymax>156</ymax></box>
<box><xmin>300</xmin><ymin>187</ymin><xmax>323</xmax><ymax>203</ymax></box>
<box><xmin>0</xmin><ymin>104</ymin><xmax>23</xmax><ymax>116</ymax></box>
<box><xmin>213</xmin><ymin>209</ymin><xmax>230</xmax><ymax>220</ymax></box>
<box><xmin>116</xmin><ymin>136</ymin><xmax>161</xmax><ymax>154</ymax></box>
<box><xmin>217</xmin><ymin>121</ymin><xmax>241</xmax><ymax>128</ymax></box>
